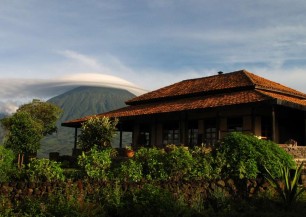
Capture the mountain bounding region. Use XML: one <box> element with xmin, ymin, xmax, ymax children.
<box><xmin>39</xmin><ymin>86</ymin><xmax>135</xmax><ymax>157</ymax></box>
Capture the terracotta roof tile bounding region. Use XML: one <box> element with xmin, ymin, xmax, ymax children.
<box><xmin>259</xmin><ymin>90</ymin><xmax>306</xmax><ymax>107</ymax></box>
<box><xmin>126</xmin><ymin>69</ymin><xmax>306</xmax><ymax>105</ymax></box>
<box><xmin>63</xmin><ymin>90</ymin><xmax>270</xmax><ymax>125</ymax></box>
<box><xmin>245</xmin><ymin>72</ymin><xmax>306</xmax><ymax>98</ymax></box>
<box><xmin>126</xmin><ymin>70</ymin><xmax>253</xmax><ymax>105</ymax></box>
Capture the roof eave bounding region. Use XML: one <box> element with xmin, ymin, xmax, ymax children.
<box><xmin>255</xmin><ymin>86</ymin><xmax>306</xmax><ymax>100</ymax></box>
<box><xmin>275</xmin><ymin>99</ymin><xmax>306</xmax><ymax>111</ymax></box>
<box><xmin>61</xmin><ymin>122</ymin><xmax>83</xmax><ymax>128</ymax></box>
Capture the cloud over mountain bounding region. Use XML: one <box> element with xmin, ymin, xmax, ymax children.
<box><xmin>0</xmin><ymin>73</ymin><xmax>147</xmax><ymax>114</ymax></box>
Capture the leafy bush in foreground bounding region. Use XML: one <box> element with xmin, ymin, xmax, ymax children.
<box><xmin>265</xmin><ymin>163</ymin><xmax>305</xmax><ymax>209</ymax></box>
<box><xmin>135</xmin><ymin>147</ymin><xmax>168</xmax><ymax>180</ymax></box>
<box><xmin>78</xmin><ymin>147</ymin><xmax>113</xmax><ymax>180</ymax></box>
<box><xmin>78</xmin><ymin>116</ymin><xmax>118</xmax><ymax>150</ymax></box>
<box><xmin>217</xmin><ymin>132</ymin><xmax>295</xmax><ymax>179</ymax></box>
<box><xmin>0</xmin><ymin>145</ymin><xmax>16</xmax><ymax>182</ymax></box>
<box><xmin>27</xmin><ymin>158</ymin><xmax>65</xmax><ymax>182</ymax></box>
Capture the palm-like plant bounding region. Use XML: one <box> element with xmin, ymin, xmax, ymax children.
<box><xmin>264</xmin><ymin>163</ymin><xmax>305</xmax><ymax>209</ymax></box>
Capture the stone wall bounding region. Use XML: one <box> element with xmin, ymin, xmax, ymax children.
<box><xmin>279</xmin><ymin>144</ymin><xmax>306</xmax><ymax>161</ymax></box>
<box><xmin>279</xmin><ymin>144</ymin><xmax>306</xmax><ymax>186</ymax></box>
<box><xmin>0</xmin><ymin>178</ymin><xmax>269</xmax><ymax>204</ymax></box>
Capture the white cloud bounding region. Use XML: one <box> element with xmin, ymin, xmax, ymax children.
<box><xmin>58</xmin><ymin>50</ymin><xmax>101</xmax><ymax>71</ymax></box>
<box><xmin>0</xmin><ymin>100</ymin><xmax>20</xmax><ymax>114</ymax></box>
<box><xmin>0</xmin><ymin>0</ymin><xmax>306</xmax><ymax>114</ymax></box>
<box><xmin>0</xmin><ymin>72</ymin><xmax>148</xmax><ymax>114</ymax></box>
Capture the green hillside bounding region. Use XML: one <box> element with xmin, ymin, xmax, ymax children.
<box><xmin>38</xmin><ymin>86</ymin><xmax>135</xmax><ymax>157</ymax></box>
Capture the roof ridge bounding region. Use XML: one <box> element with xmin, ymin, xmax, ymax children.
<box><xmin>242</xmin><ymin>69</ymin><xmax>257</xmax><ymax>86</ymax></box>
<box><xmin>126</xmin><ymin>69</ymin><xmax>306</xmax><ymax>105</ymax></box>
<box><xmin>244</xmin><ymin>70</ymin><xmax>306</xmax><ymax>99</ymax></box>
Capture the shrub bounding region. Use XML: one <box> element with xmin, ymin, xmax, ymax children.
<box><xmin>265</xmin><ymin>163</ymin><xmax>305</xmax><ymax>209</ymax></box>
<box><xmin>119</xmin><ymin>184</ymin><xmax>189</xmax><ymax>217</ymax></box>
<box><xmin>78</xmin><ymin>116</ymin><xmax>118</xmax><ymax>150</ymax></box>
<box><xmin>27</xmin><ymin>158</ymin><xmax>65</xmax><ymax>182</ymax></box>
<box><xmin>115</xmin><ymin>159</ymin><xmax>143</xmax><ymax>182</ymax></box>
<box><xmin>135</xmin><ymin>147</ymin><xmax>168</xmax><ymax>180</ymax></box>
<box><xmin>135</xmin><ymin>146</ymin><xmax>218</xmax><ymax>181</ymax></box>
<box><xmin>217</xmin><ymin>132</ymin><xmax>295</xmax><ymax>179</ymax></box>
<box><xmin>190</xmin><ymin>146</ymin><xmax>223</xmax><ymax>180</ymax></box>
<box><xmin>97</xmin><ymin>181</ymin><xmax>123</xmax><ymax>216</ymax></box>
<box><xmin>78</xmin><ymin>147</ymin><xmax>112</xmax><ymax>180</ymax></box>
<box><xmin>0</xmin><ymin>195</ymin><xmax>13</xmax><ymax>216</ymax></box>
<box><xmin>0</xmin><ymin>145</ymin><xmax>16</xmax><ymax>182</ymax></box>
<box><xmin>163</xmin><ymin>146</ymin><xmax>194</xmax><ymax>181</ymax></box>
<box><xmin>256</xmin><ymin>139</ymin><xmax>295</xmax><ymax>177</ymax></box>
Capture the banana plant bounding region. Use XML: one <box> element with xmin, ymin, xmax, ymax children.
<box><xmin>264</xmin><ymin>162</ymin><xmax>305</xmax><ymax>209</ymax></box>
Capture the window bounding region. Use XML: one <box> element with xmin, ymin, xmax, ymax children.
<box><xmin>188</xmin><ymin>121</ymin><xmax>198</xmax><ymax>147</ymax></box>
<box><xmin>227</xmin><ymin>117</ymin><xmax>243</xmax><ymax>132</ymax></box>
<box><xmin>204</xmin><ymin>119</ymin><xmax>217</xmax><ymax>146</ymax></box>
<box><xmin>163</xmin><ymin>122</ymin><xmax>180</xmax><ymax>145</ymax></box>
<box><xmin>139</xmin><ymin>132</ymin><xmax>150</xmax><ymax>146</ymax></box>
<box><xmin>139</xmin><ymin>124</ymin><xmax>151</xmax><ymax>147</ymax></box>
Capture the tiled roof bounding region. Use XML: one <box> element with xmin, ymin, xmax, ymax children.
<box><xmin>62</xmin><ymin>90</ymin><xmax>271</xmax><ymax>126</ymax></box>
<box><xmin>126</xmin><ymin>69</ymin><xmax>306</xmax><ymax>105</ymax></box>
<box><xmin>102</xmin><ymin>90</ymin><xmax>270</xmax><ymax>117</ymax></box>
<box><xmin>246</xmin><ymin>72</ymin><xmax>306</xmax><ymax>98</ymax></box>
<box><xmin>62</xmin><ymin>70</ymin><xmax>306</xmax><ymax>127</ymax></box>
<box><xmin>258</xmin><ymin>90</ymin><xmax>306</xmax><ymax>107</ymax></box>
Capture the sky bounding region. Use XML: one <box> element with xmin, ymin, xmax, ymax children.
<box><xmin>1</xmin><ymin>0</ymin><xmax>306</xmax><ymax>113</ymax></box>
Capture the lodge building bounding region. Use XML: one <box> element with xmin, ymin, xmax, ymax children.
<box><xmin>62</xmin><ymin>70</ymin><xmax>306</xmax><ymax>149</ymax></box>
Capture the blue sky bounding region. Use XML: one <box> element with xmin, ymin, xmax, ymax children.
<box><xmin>1</xmin><ymin>0</ymin><xmax>306</xmax><ymax>112</ymax></box>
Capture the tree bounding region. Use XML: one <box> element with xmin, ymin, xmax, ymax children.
<box><xmin>78</xmin><ymin>116</ymin><xmax>118</xmax><ymax>151</ymax></box>
<box><xmin>17</xmin><ymin>99</ymin><xmax>63</xmax><ymax>136</ymax></box>
<box><xmin>1</xmin><ymin>111</ymin><xmax>44</xmax><ymax>168</ymax></box>
<box><xmin>1</xmin><ymin>100</ymin><xmax>62</xmax><ymax>167</ymax></box>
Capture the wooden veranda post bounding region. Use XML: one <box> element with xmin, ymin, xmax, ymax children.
<box><xmin>119</xmin><ymin>122</ymin><xmax>123</xmax><ymax>149</ymax></box>
<box><xmin>74</xmin><ymin>127</ymin><xmax>78</xmax><ymax>150</ymax></box>
<box><xmin>272</xmin><ymin>107</ymin><xmax>276</xmax><ymax>142</ymax></box>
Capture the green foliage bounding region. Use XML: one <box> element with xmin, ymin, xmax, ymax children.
<box><xmin>27</xmin><ymin>158</ymin><xmax>65</xmax><ymax>182</ymax></box>
<box><xmin>217</xmin><ymin>132</ymin><xmax>295</xmax><ymax>179</ymax></box>
<box><xmin>45</xmin><ymin>189</ymin><xmax>81</xmax><ymax>217</ymax></box>
<box><xmin>78</xmin><ymin>147</ymin><xmax>112</xmax><ymax>180</ymax></box>
<box><xmin>164</xmin><ymin>146</ymin><xmax>194</xmax><ymax>181</ymax></box>
<box><xmin>116</xmin><ymin>159</ymin><xmax>143</xmax><ymax>182</ymax></box>
<box><xmin>12</xmin><ymin>190</ymin><xmax>80</xmax><ymax>217</ymax></box>
<box><xmin>0</xmin><ymin>145</ymin><xmax>16</xmax><ymax>182</ymax></box>
<box><xmin>135</xmin><ymin>146</ymin><xmax>220</xmax><ymax>181</ymax></box>
<box><xmin>1</xmin><ymin>111</ymin><xmax>43</xmax><ymax>155</ymax></box>
<box><xmin>190</xmin><ymin>146</ymin><xmax>222</xmax><ymax>180</ymax></box>
<box><xmin>135</xmin><ymin>147</ymin><xmax>168</xmax><ymax>180</ymax></box>
<box><xmin>78</xmin><ymin>116</ymin><xmax>118</xmax><ymax>150</ymax></box>
<box><xmin>120</xmin><ymin>184</ymin><xmax>188</xmax><ymax>217</ymax></box>
<box><xmin>257</xmin><ymin>139</ymin><xmax>295</xmax><ymax>177</ymax></box>
<box><xmin>0</xmin><ymin>195</ymin><xmax>13</xmax><ymax>216</ymax></box>
<box><xmin>63</xmin><ymin>168</ymin><xmax>84</xmax><ymax>181</ymax></box>
<box><xmin>1</xmin><ymin>100</ymin><xmax>62</xmax><ymax>164</ymax></box>
<box><xmin>208</xmin><ymin>186</ymin><xmax>231</xmax><ymax>213</ymax></box>
<box><xmin>13</xmin><ymin>197</ymin><xmax>47</xmax><ymax>217</ymax></box>
<box><xmin>98</xmin><ymin>181</ymin><xmax>123</xmax><ymax>216</ymax></box>
<box><xmin>17</xmin><ymin>99</ymin><xmax>63</xmax><ymax>136</ymax></box>
<box><xmin>265</xmin><ymin>163</ymin><xmax>305</xmax><ymax>209</ymax></box>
